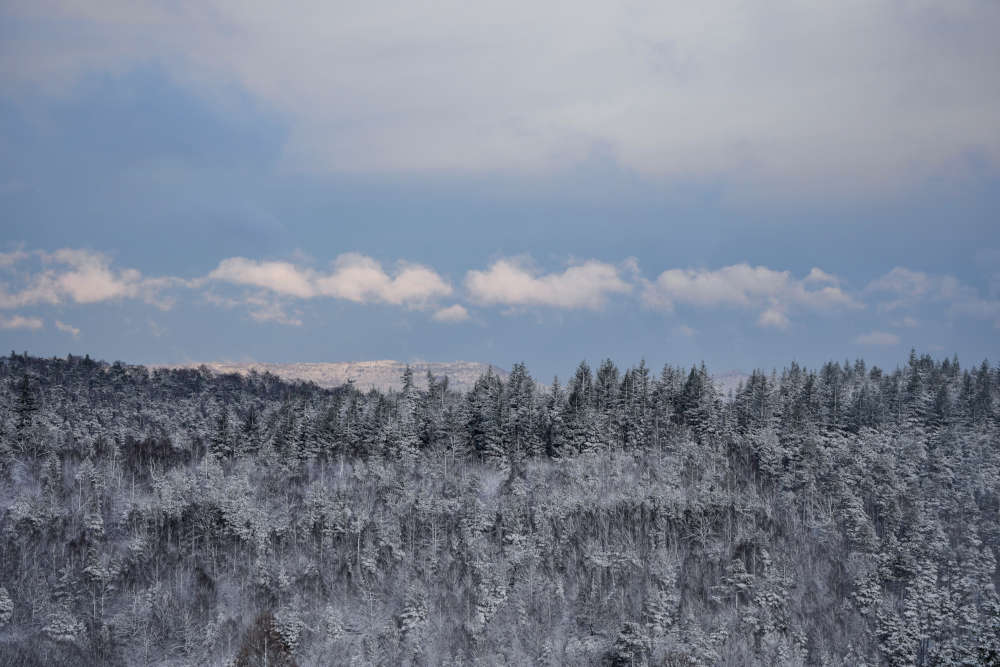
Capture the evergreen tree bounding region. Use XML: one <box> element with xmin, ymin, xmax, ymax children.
<box><xmin>211</xmin><ymin>407</ymin><xmax>234</xmax><ymax>459</ymax></box>
<box><xmin>466</xmin><ymin>368</ymin><xmax>504</xmax><ymax>461</ymax></box>
<box><xmin>504</xmin><ymin>362</ymin><xmax>540</xmax><ymax>461</ymax></box>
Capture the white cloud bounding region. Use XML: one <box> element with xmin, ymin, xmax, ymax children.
<box><xmin>433</xmin><ymin>304</ymin><xmax>470</xmax><ymax>323</ymax></box>
<box><xmin>854</xmin><ymin>330</ymin><xmax>900</xmax><ymax>345</ymax></box>
<box><xmin>867</xmin><ymin>266</ymin><xmax>1000</xmax><ymax>326</ymax></box>
<box><xmin>5</xmin><ymin>2</ymin><xmax>998</xmax><ymax>195</ymax></box>
<box><xmin>466</xmin><ymin>258</ymin><xmax>631</xmax><ymax>310</ymax></box>
<box><xmin>866</xmin><ymin>267</ymin><xmax>950</xmax><ymax>308</ymax></box>
<box><xmin>642</xmin><ymin>263</ymin><xmax>860</xmax><ymax>326</ymax></box>
<box><xmin>11</xmin><ymin>246</ymin><xmax>1000</xmax><ymax>340</ymax></box>
<box><xmin>208</xmin><ymin>253</ymin><xmax>453</xmax><ymax>308</ymax></box>
<box><xmin>246</xmin><ymin>301</ymin><xmax>303</xmax><ymax>327</ymax></box>
<box><xmin>804</xmin><ymin>267</ymin><xmax>840</xmax><ymax>285</ymax></box>
<box><xmin>0</xmin><ymin>249</ymin><xmax>176</xmax><ymax>310</ymax></box>
<box><xmin>0</xmin><ymin>314</ymin><xmax>43</xmax><ymax>330</ymax></box>
<box><xmin>952</xmin><ymin>297</ymin><xmax>1000</xmax><ymax>325</ymax></box>
<box><xmin>208</xmin><ymin>258</ymin><xmax>315</xmax><ymax>298</ymax></box>
<box><xmin>757</xmin><ymin>307</ymin><xmax>790</xmax><ymax>330</ymax></box>
<box><xmin>55</xmin><ymin>320</ymin><xmax>79</xmax><ymax>336</ymax></box>
<box><xmin>673</xmin><ymin>324</ymin><xmax>696</xmax><ymax>337</ymax></box>
<box><xmin>46</xmin><ymin>249</ymin><xmax>161</xmax><ymax>304</ymax></box>
<box><xmin>203</xmin><ymin>290</ymin><xmax>303</xmax><ymax>326</ymax></box>
<box><xmin>0</xmin><ymin>249</ymin><xmax>28</xmax><ymax>269</ymax></box>
<box><xmin>315</xmin><ymin>254</ymin><xmax>452</xmax><ymax>306</ymax></box>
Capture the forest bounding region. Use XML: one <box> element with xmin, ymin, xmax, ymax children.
<box><xmin>0</xmin><ymin>350</ymin><xmax>997</xmax><ymax>666</ymax></box>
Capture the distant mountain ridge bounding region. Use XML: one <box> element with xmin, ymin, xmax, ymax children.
<box><xmin>154</xmin><ymin>360</ymin><xmax>745</xmax><ymax>397</ymax></box>
<box><xmin>152</xmin><ymin>360</ymin><xmax>507</xmax><ymax>392</ymax></box>
<box><xmin>712</xmin><ymin>370</ymin><xmax>749</xmax><ymax>397</ymax></box>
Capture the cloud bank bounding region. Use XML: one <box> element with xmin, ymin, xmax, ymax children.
<box><xmin>867</xmin><ymin>267</ymin><xmax>1000</xmax><ymax>326</ymax></box>
<box><xmin>208</xmin><ymin>254</ymin><xmax>453</xmax><ymax>307</ymax></box>
<box><xmin>3</xmin><ymin>247</ymin><xmax>998</xmax><ymax>337</ymax></box>
<box><xmin>0</xmin><ymin>314</ymin><xmax>43</xmax><ymax>330</ymax></box>
<box><xmin>0</xmin><ymin>249</ymin><xmax>176</xmax><ymax>310</ymax></box>
<box><xmin>4</xmin><ymin>2</ymin><xmax>999</xmax><ymax>194</ymax></box>
<box><xmin>642</xmin><ymin>264</ymin><xmax>861</xmax><ymax>328</ymax></box>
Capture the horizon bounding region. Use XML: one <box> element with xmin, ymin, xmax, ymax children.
<box><xmin>7</xmin><ymin>347</ymin><xmax>982</xmax><ymax>380</ymax></box>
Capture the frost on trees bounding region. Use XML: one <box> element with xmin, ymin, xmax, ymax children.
<box><xmin>0</xmin><ymin>351</ymin><xmax>996</xmax><ymax>665</ymax></box>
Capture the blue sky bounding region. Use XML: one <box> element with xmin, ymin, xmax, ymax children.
<box><xmin>2</xmin><ymin>2</ymin><xmax>999</xmax><ymax>379</ymax></box>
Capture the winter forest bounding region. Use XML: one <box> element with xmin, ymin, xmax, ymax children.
<box><xmin>0</xmin><ymin>351</ymin><xmax>997</xmax><ymax>666</ymax></box>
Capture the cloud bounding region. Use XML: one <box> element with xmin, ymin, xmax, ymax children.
<box><xmin>757</xmin><ymin>308</ymin><xmax>790</xmax><ymax>330</ymax></box>
<box><xmin>208</xmin><ymin>258</ymin><xmax>315</xmax><ymax>298</ymax></box>
<box><xmin>673</xmin><ymin>324</ymin><xmax>697</xmax><ymax>337</ymax></box>
<box><xmin>0</xmin><ymin>314</ymin><xmax>43</xmax><ymax>329</ymax></box>
<box><xmin>867</xmin><ymin>266</ymin><xmax>1000</xmax><ymax>326</ymax></box>
<box><xmin>10</xmin><ymin>246</ymin><xmax>1000</xmax><ymax>342</ymax></box>
<box><xmin>466</xmin><ymin>258</ymin><xmax>631</xmax><ymax>310</ymax></box>
<box><xmin>246</xmin><ymin>299</ymin><xmax>303</xmax><ymax>327</ymax></box>
<box><xmin>0</xmin><ymin>249</ymin><xmax>28</xmax><ymax>269</ymax></box>
<box><xmin>433</xmin><ymin>304</ymin><xmax>470</xmax><ymax>323</ymax></box>
<box><xmin>951</xmin><ymin>297</ymin><xmax>1000</xmax><ymax>325</ymax></box>
<box><xmin>208</xmin><ymin>253</ymin><xmax>453</xmax><ymax>308</ymax></box>
<box><xmin>642</xmin><ymin>263</ymin><xmax>860</xmax><ymax>327</ymax></box>
<box><xmin>55</xmin><ymin>320</ymin><xmax>79</xmax><ymax>336</ymax></box>
<box><xmin>804</xmin><ymin>268</ymin><xmax>840</xmax><ymax>285</ymax></box>
<box><xmin>315</xmin><ymin>254</ymin><xmax>452</xmax><ymax>306</ymax></box>
<box><xmin>5</xmin><ymin>2</ymin><xmax>998</xmax><ymax>195</ymax></box>
<box><xmin>866</xmin><ymin>267</ymin><xmax>954</xmax><ymax>309</ymax></box>
<box><xmin>0</xmin><ymin>249</ymin><xmax>178</xmax><ymax>310</ymax></box>
<box><xmin>45</xmin><ymin>249</ymin><xmax>173</xmax><ymax>305</ymax></box>
<box><xmin>854</xmin><ymin>330</ymin><xmax>900</xmax><ymax>345</ymax></box>
<box><xmin>203</xmin><ymin>290</ymin><xmax>303</xmax><ymax>327</ymax></box>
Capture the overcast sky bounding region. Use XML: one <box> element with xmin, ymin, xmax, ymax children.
<box><xmin>1</xmin><ymin>1</ymin><xmax>999</xmax><ymax>378</ymax></box>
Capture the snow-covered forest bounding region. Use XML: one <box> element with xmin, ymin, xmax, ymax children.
<box><xmin>0</xmin><ymin>351</ymin><xmax>997</xmax><ymax>666</ymax></box>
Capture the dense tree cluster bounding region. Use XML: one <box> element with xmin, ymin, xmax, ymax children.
<box><xmin>0</xmin><ymin>350</ymin><xmax>997</xmax><ymax>665</ymax></box>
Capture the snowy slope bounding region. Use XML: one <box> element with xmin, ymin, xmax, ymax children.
<box><xmin>152</xmin><ymin>360</ymin><xmax>507</xmax><ymax>392</ymax></box>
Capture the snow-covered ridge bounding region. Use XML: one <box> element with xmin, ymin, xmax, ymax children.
<box><xmin>712</xmin><ymin>370</ymin><xmax>749</xmax><ymax>397</ymax></box>
<box><xmin>152</xmin><ymin>361</ymin><xmax>745</xmax><ymax>396</ymax></box>
<box><xmin>151</xmin><ymin>360</ymin><xmax>507</xmax><ymax>392</ymax></box>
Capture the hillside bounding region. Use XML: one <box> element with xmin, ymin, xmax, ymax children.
<box><xmin>153</xmin><ymin>360</ymin><xmax>507</xmax><ymax>392</ymax></box>
<box><xmin>154</xmin><ymin>360</ymin><xmax>744</xmax><ymax>397</ymax></box>
<box><xmin>0</xmin><ymin>352</ymin><xmax>997</xmax><ymax>665</ymax></box>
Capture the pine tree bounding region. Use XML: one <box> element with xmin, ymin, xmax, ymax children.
<box><xmin>14</xmin><ymin>372</ymin><xmax>38</xmax><ymax>433</ymax></box>
<box><xmin>542</xmin><ymin>376</ymin><xmax>566</xmax><ymax>457</ymax></box>
<box><xmin>563</xmin><ymin>361</ymin><xmax>602</xmax><ymax>453</ymax></box>
<box><xmin>239</xmin><ymin>403</ymin><xmax>261</xmax><ymax>455</ymax></box>
<box><xmin>609</xmin><ymin>621</ymin><xmax>650</xmax><ymax>666</ymax></box>
<box><xmin>505</xmin><ymin>362</ymin><xmax>540</xmax><ymax>461</ymax></box>
<box><xmin>11</xmin><ymin>372</ymin><xmax>40</xmax><ymax>458</ymax></box>
<box><xmin>466</xmin><ymin>369</ymin><xmax>504</xmax><ymax>462</ymax></box>
<box><xmin>210</xmin><ymin>407</ymin><xmax>233</xmax><ymax>460</ymax></box>
<box><xmin>396</xmin><ymin>366</ymin><xmax>422</xmax><ymax>461</ymax></box>
<box><xmin>676</xmin><ymin>364</ymin><xmax>717</xmax><ymax>438</ymax></box>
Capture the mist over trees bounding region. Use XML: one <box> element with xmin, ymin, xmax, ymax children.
<box><xmin>0</xmin><ymin>350</ymin><xmax>997</xmax><ymax>665</ymax></box>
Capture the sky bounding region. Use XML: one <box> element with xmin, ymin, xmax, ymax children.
<box><xmin>1</xmin><ymin>1</ymin><xmax>999</xmax><ymax>380</ymax></box>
